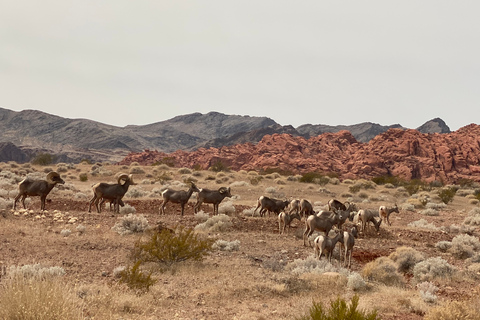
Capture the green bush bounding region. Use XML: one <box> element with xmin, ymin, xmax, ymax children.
<box><xmin>371</xmin><ymin>175</ymin><xmax>404</xmax><ymax>186</ymax></box>
<box><xmin>119</xmin><ymin>260</ymin><xmax>156</xmax><ymax>293</ymax></box>
<box><xmin>131</xmin><ymin>227</ymin><xmax>214</xmax><ymax>268</ymax></box>
<box><xmin>31</xmin><ymin>153</ymin><xmax>54</xmax><ymax>165</ymax></box>
<box><xmin>209</xmin><ymin>160</ymin><xmax>230</xmax><ymax>172</ymax></box>
<box><xmin>296</xmin><ymin>295</ymin><xmax>380</xmax><ymax>320</ymax></box>
<box><xmin>438</xmin><ymin>187</ymin><xmax>456</xmax><ymax>204</ymax></box>
<box><xmin>299</xmin><ymin>172</ymin><xmax>324</xmax><ymax>184</ymax></box>
<box><xmin>79</xmin><ymin>173</ymin><xmax>88</xmax><ymax>182</ymax></box>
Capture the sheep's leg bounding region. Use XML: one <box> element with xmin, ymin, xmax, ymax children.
<box><xmin>94</xmin><ymin>197</ymin><xmax>101</xmax><ymax>213</ymax></box>
<box><xmin>13</xmin><ymin>193</ymin><xmax>22</xmax><ymax>210</ymax></box>
<box><xmin>88</xmin><ymin>195</ymin><xmax>97</xmax><ymax>213</ymax></box>
<box><xmin>180</xmin><ymin>203</ymin><xmax>185</xmax><ymax>216</ymax></box>
<box><xmin>40</xmin><ymin>195</ymin><xmax>46</xmax><ymax>211</ymax></box>
<box><xmin>20</xmin><ymin>195</ymin><xmax>28</xmax><ymax>209</ymax></box>
<box><xmin>160</xmin><ymin>200</ymin><xmax>168</xmax><ymax>215</ymax></box>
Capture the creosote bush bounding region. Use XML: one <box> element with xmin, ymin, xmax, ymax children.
<box><xmin>296</xmin><ymin>295</ymin><xmax>380</xmax><ymax>320</ymax></box>
<box><xmin>131</xmin><ymin>226</ymin><xmax>214</xmax><ymax>268</ymax></box>
<box><xmin>438</xmin><ymin>187</ymin><xmax>456</xmax><ymax>204</ymax></box>
<box><xmin>119</xmin><ymin>260</ymin><xmax>156</xmax><ymax>293</ymax></box>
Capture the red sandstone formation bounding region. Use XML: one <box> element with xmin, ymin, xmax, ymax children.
<box><xmin>118</xmin><ymin>124</ymin><xmax>480</xmax><ymax>184</ymax></box>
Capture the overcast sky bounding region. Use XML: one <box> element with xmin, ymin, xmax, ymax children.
<box><xmin>1</xmin><ymin>1</ymin><xmax>479</xmax><ymax>131</ymax></box>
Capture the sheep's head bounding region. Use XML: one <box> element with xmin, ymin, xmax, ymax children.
<box><xmin>219</xmin><ymin>187</ymin><xmax>232</xmax><ymax>197</ymax></box>
<box><xmin>46</xmin><ymin>171</ymin><xmax>65</xmax><ymax>185</ymax></box>
<box><xmin>117</xmin><ymin>173</ymin><xmax>136</xmax><ymax>185</ymax></box>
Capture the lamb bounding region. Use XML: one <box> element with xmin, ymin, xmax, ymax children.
<box><xmin>254</xmin><ymin>196</ymin><xmax>289</xmax><ymax>217</ymax></box>
<box><xmin>160</xmin><ymin>182</ymin><xmax>200</xmax><ymax>216</ymax></box>
<box><xmin>13</xmin><ymin>171</ymin><xmax>65</xmax><ymax>211</ymax></box>
<box><xmin>99</xmin><ymin>197</ymin><xmax>125</xmax><ymax>211</ymax></box>
<box><xmin>303</xmin><ymin>211</ymin><xmax>340</xmax><ymax>247</ymax></box>
<box><xmin>357</xmin><ymin>209</ymin><xmax>383</xmax><ymax>233</ymax></box>
<box><xmin>278</xmin><ymin>211</ymin><xmax>301</xmax><ymax>234</ymax></box>
<box><xmin>194</xmin><ymin>187</ymin><xmax>232</xmax><ymax>215</ymax></box>
<box><xmin>88</xmin><ymin>173</ymin><xmax>136</xmax><ymax>213</ymax></box>
<box><xmin>379</xmin><ymin>204</ymin><xmax>399</xmax><ymax>226</ymax></box>
<box><xmin>313</xmin><ymin>231</ymin><xmax>344</xmax><ymax>263</ymax></box>
<box><xmin>338</xmin><ymin>225</ymin><xmax>358</xmax><ymax>268</ymax></box>
<box><xmin>335</xmin><ymin>206</ymin><xmax>357</xmax><ymax>229</ymax></box>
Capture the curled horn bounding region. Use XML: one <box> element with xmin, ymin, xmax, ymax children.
<box><xmin>117</xmin><ymin>173</ymin><xmax>130</xmax><ymax>185</ymax></box>
<box><xmin>46</xmin><ymin>171</ymin><xmax>60</xmax><ymax>184</ymax></box>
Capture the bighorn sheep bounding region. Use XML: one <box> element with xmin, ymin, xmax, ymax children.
<box><xmin>299</xmin><ymin>199</ymin><xmax>315</xmax><ymax>218</ymax></box>
<box><xmin>314</xmin><ymin>231</ymin><xmax>344</xmax><ymax>263</ymax></box>
<box><xmin>99</xmin><ymin>197</ymin><xmax>125</xmax><ymax>211</ymax></box>
<box><xmin>338</xmin><ymin>225</ymin><xmax>358</xmax><ymax>268</ymax></box>
<box><xmin>254</xmin><ymin>196</ymin><xmax>289</xmax><ymax>217</ymax></box>
<box><xmin>336</xmin><ymin>206</ymin><xmax>357</xmax><ymax>229</ymax></box>
<box><xmin>88</xmin><ymin>173</ymin><xmax>136</xmax><ymax>213</ymax></box>
<box><xmin>357</xmin><ymin>209</ymin><xmax>383</xmax><ymax>233</ymax></box>
<box><xmin>13</xmin><ymin>171</ymin><xmax>65</xmax><ymax>211</ymax></box>
<box><xmin>328</xmin><ymin>199</ymin><xmax>356</xmax><ymax>213</ymax></box>
<box><xmin>160</xmin><ymin>182</ymin><xmax>200</xmax><ymax>216</ymax></box>
<box><xmin>278</xmin><ymin>211</ymin><xmax>301</xmax><ymax>234</ymax></box>
<box><xmin>288</xmin><ymin>199</ymin><xmax>300</xmax><ymax>214</ymax></box>
<box><xmin>194</xmin><ymin>187</ymin><xmax>232</xmax><ymax>215</ymax></box>
<box><xmin>379</xmin><ymin>204</ymin><xmax>399</xmax><ymax>226</ymax></box>
<box><xmin>303</xmin><ymin>211</ymin><xmax>340</xmax><ymax>246</ymax></box>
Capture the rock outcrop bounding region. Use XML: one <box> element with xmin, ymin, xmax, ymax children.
<box><xmin>119</xmin><ymin>124</ymin><xmax>480</xmax><ymax>184</ymax></box>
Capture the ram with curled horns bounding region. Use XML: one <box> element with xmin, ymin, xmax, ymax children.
<box><xmin>13</xmin><ymin>171</ymin><xmax>65</xmax><ymax>211</ymax></box>
<box><xmin>88</xmin><ymin>173</ymin><xmax>136</xmax><ymax>213</ymax></box>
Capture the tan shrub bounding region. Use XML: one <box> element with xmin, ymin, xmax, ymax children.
<box><xmin>361</xmin><ymin>257</ymin><xmax>405</xmax><ymax>287</ymax></box>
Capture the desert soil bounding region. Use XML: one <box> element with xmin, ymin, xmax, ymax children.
<box><xmin>1</xmin><ymin>163</ymin><xmax>479</xmax><ymax>320</ymax></box>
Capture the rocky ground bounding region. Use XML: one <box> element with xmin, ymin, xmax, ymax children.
<box><xmin>1</xmin><ymin>163</ymin><xmax>480</xmax><ymax>319</ymax></box>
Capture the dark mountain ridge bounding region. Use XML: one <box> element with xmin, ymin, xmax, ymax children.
<box><xmin>0</xmin><ymin>107</ymin><xmax>451</xmax><ymax>163</ymax></box>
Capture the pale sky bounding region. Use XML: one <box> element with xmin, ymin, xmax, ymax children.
<box><xmin>1</xmin><ymin>1</ymin><xmax>479</xmax><ymax>131</ymax></box>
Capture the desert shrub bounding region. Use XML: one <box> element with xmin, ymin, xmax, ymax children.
<box><xmin>296</xmin><ymin>295</ymin><xmax>379</xmax><ymax>320</ymax></box>
<box><xmin>0</xmin><ymin>274</ymin><xmax>82</xmax><ymax>319</ymax></box>
<box><xmin>449</xmin><ymin>234</ymin><xmax>480</xmax><ymax>259</ymax></box>
<box><xmin>218</xmin><ymin>201</ymin><xmax>236</xmax><ymax>215</ymax></box>
<box><xmin>229</xmin><ymin>181</ymin><xmax>250</xmax><ymax>187</ymax></box>
<box><xmin>408</xmin><ymin>219</ymin><xmax>438</xmax><ymax>230</ymax></box>
<box><xmin>129</xmin><ymin>166</ymin><xmax>145</xmax><ymax>174</ymax></box>
<box><xmin>194</xmin><ymin>214</ymin><xmax>233</xmax><ymax>232</ymax></box>
<box><xmin>31</xmin><ymin>153</ymin><xmax>54</xmax><ymax>165</ymax></box>
<box><xmin>78</xmin><ymin>173</ymin><xmax>88</xmax><ymax>181</ymax></box>
<box><xmin>299</xmin><ymin>172</ymin><xmax>324</xmax><ymax>184</ymax></box>
<box><xmin>119</xmin><ymin>204</ymin><xmax>137</xmax><ymax>214</ymax></box>
<box><xmin>76</xmin><ymin>224</ymin><xmax>86</xmax><ymax>234</ymax></box>
<box><xmin>417</xmin><ymin>281</ymin><xmax>439</xmax><ymax>303</ymax></box>
<box><xmin>125</xmin><ymin>187</ymin><xmax>149</xmax><ymax>198</ymax></box>
<box><xmin>111</xmin><ymin>214</ymin><xmax>149</xmax><ymax>235</ymax></box>
<box><xmin>425</xmin><ymin>202</ymin><xmax>447</xmax><ymax>209</ymax></box>
<box><xmin>361</xmin><ymin>257</ymin><xmax>405</xmax><ymax>286</ymax></box>
<box><xmin>194</xmin><ymin>210</ymin><xmax>210</xmax><ymax>222</ymax></box>
<box><xmin>177</xmin><ymin>167</ymin><xmax>192</xmax><ymax>174</ymax></box>
<box><xmin>118</xmin><ymin>260</ymin><xmax>156</xmax><ymax>293</ymax></box>
<box><xmin>435</xmin><ymin>241</ymin><xmax>452</xmax><ymax>252</ymax></box>
<box><xmin>130</xmin><ymin>226</ymin><xmax>214</xmax><ymax>268</ymax></box>
<box><xmin>388</xmin><ymin>246</ymin><xmax>425</xmax><ymax>274</ymax></box>
<box><xmin>400</xmin><ymin>203</ymin><xmax>415</xmax><ymax>212</ymax></box>
<box><xmin>209</xmin><ymin>160</ymin><xmax>230</xmax><ymax>172</ymax></box>
<box><xmin>438</xmin><ymin>187</ymin><xmax>456</xmax><ymax>204</ymax></box>
<box><xmin>419</xmin><ymin>208</ymin><xmax>439</xmax><ymax>216</ymax></box>
<box><xmin>463</xmin><ymin>207</ymin><xmax>480</xmax><ymax>226</ymax></box>
<box><xmin>424</xmin><ymin>297</ymin><xmax>480</xmax><ymax>320</ymax></box>
<box><xmin>347</xmin><ymin>272</ymin><xmax>367</xmax><ymax>292</ymax></box>
<box><xmin>212</xmin><ymin>239</ymin><xmax>240</xmax><ymax>251</ymax></box>
<box><xmin>413</xmin><ymin>257</ymin><xmax>455</xmax><ymax>282</ymax></box>
<box><xmin>372</xmin><ymin>175</ymin><xmax>404</xmax><ymax>187</ymax></box>
<box><xmin>286</xmin><ymin>256</ymin><xmax>338</xmax><ymax>276</ymax></box>
<box><xmin>404</xmin><ymin>179</ymin><xmax>429</xmax><ymax>195</ymax></box>
<box><xmin>406</xmin><ymin>198</ymin><xmax>424</xmax><ymax>209</ymax></box>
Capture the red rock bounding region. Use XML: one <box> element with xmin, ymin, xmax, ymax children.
<box><xmin>117</xmin><ymin>124</ymin><xmax>480</xmax><ymax>184</ymax></box>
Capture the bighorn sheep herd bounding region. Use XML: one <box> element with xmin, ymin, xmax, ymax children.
<box><xmin>9</xmin><ymin>165</ymin><xmax>401</xmax><ymax>270</ymax></box>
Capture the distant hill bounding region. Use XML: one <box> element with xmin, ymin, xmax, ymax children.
<box><xmin>0</xmin><ymin>107</ymin><xmax>452</xmax><ymax>163</ymax></box>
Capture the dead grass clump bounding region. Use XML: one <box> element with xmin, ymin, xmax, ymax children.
<box><xmin>361</xmin><ymin>257</ymin><xmax>405</xmax><ymax>287</ymax></box>
<box><xmin>388</xmin><ymin>246</ymin><xmax>425</xmax><ymax>274</ymax></box>
<box><xmin>0</xmin><ymin>276</ymin><xmax>83</xmax><ymax>319</ymax></box>
<box><xmin>413</xmin><ymin>257</ymin><xmax>455</xmax><ymax>282</ymax></box>
<box><xmin>424</xmin><ymin>296</ymin><xmax>480</xmax><ymax>320</ymax></box>
<box><xmin>213</xmin><ymin>239</ymin><xmax>240</xmax><ymax>251</ymax></box>
<box><xmin>111</xmin><ymin>214</ymin><xmax>149</xmax><ymax>235</ymax></box>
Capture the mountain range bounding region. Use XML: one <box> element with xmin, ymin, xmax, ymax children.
<box><xmin>0</xmin><ymin>107</ymin><xmax>451</xmax><ymax>164</ymax></box>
